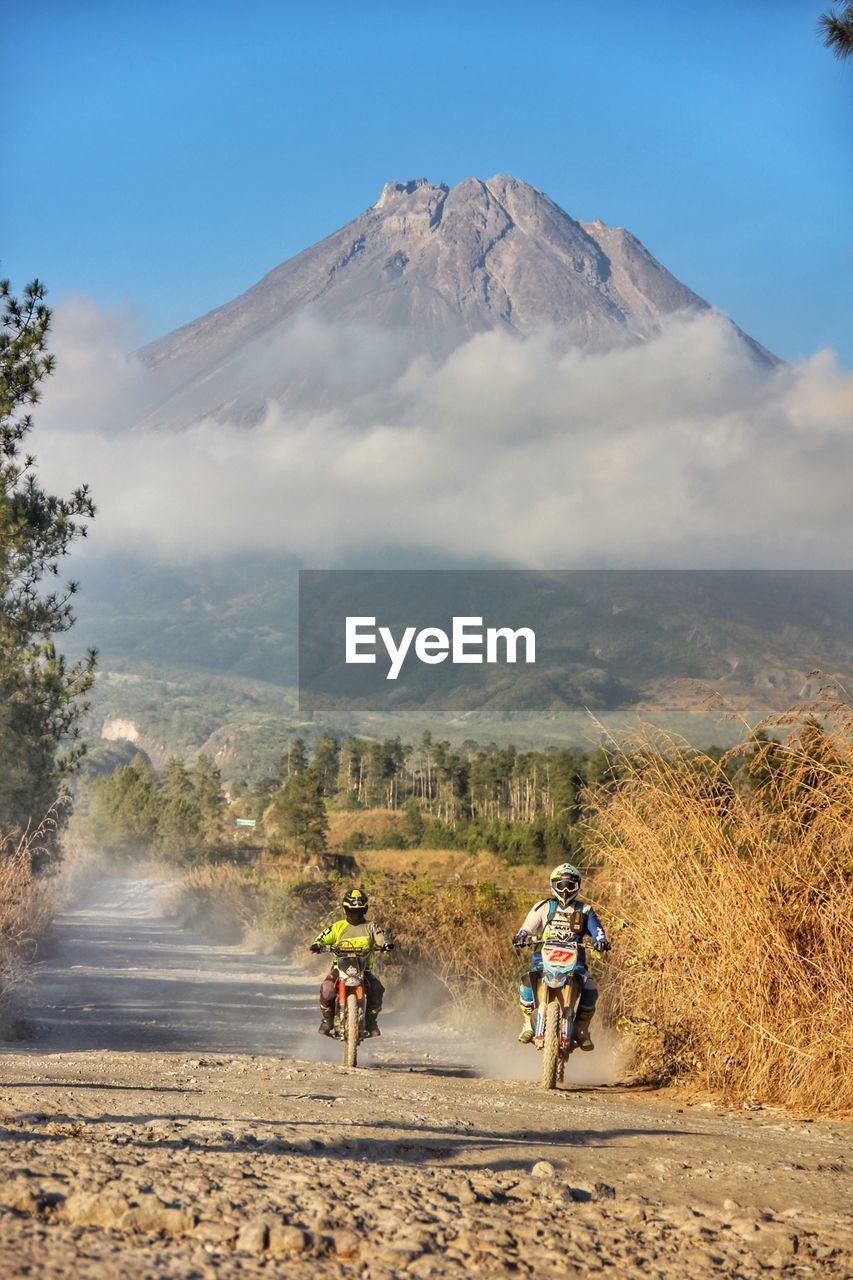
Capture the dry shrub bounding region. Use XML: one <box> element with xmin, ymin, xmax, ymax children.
<box><xmin>167</xmin><ymin>863</ymin><xmax>260</xmax><ymax>941</ymax></box>
<box><xmin>170</xmin><ymin>860</ymin><xmax>336</xmax><ymax>952</ymax></box>
<box><xmin>326</xmin><ymin>808</ymin><xmax>406</xmax><ymax>845</ymax></box>
<box><xmin>364</xmin><ymin>876</ymin><xmax>528</xmax><ymax>1015</ymax></box>
<box><xmin>0</xmin><ymin>824</ymin><xmax>56</xmax><ymax>1035</ymax></box>
<box><xmin>356</xmin><ymin>846</ymin><xmax>543</xmax><ymax>890</ymax></box>
<box><xmin>591</xmin><ymin>697</ymin><xmax>853</xmax><ymax>1114</ymax></box>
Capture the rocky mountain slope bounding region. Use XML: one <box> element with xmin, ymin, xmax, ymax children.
<box><xmin>137</xmin><ymin>175</ymin><xmax>773</xmax><ymax>424</ymax></box>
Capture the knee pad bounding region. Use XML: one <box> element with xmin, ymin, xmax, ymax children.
<box><xmin>519</xmin><ymin>983</ymin><xmax>535</xmax><ymax>1008</ymax></box>
<box><xmin>579</xmin><ymin>987</ymin><xmax>598</xmax><ymax>1012</ymax></box>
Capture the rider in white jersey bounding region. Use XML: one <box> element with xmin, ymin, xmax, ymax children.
<box><xmin>513</xmin><ymin>863</ymin><xmax>610</xmax><ymax>1049</ymax></box>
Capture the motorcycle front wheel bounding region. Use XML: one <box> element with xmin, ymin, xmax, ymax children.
<box><xmin>542</xmin><ymin>999</ymin><xmax>560</xmax><ymax>1090</ymax></box>
<box><xmin>343</xmin><ymin>992</ymin><xmax>359</xmax><ymax>1068</ymax></box>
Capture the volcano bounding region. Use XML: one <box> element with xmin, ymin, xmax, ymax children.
<box><xmin>137</xmin><ymin>174</ymin><xmax>774</xmax><ymax>425</ymax></box>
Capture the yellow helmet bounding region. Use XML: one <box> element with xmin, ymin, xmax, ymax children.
<box><xmin>342</xmin><ymin>886</ymin><xmax>369</xmax><ymax>910</ymax></box>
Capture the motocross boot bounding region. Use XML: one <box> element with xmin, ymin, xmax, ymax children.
<box><xmin>365</xmin><ymin>1010</ymin><xmax>381</xmax><ymax>1038</ymax></box>
<box><xmin>572</xmin><ymin>1009</ymin><xmax>595</xmax><ymax>1051</ymax></box>
<box><xmin>518</xmin><ymin>1007</ymin><xmax>535</xmax><ymax>1044</ymax></box>
<box><xmin>318</xmin><ymin>1004</ymin><xmax>335</xmax><ymax>1037</ymax></box>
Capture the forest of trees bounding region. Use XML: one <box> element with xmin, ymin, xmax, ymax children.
<box><xmin>86</xmin><ymin>733</ymin><xmax>610</xmax><ymax>865</ymax></box>
<box><xmin>86</xmin><ymin>722</ymin><xmax>801</xmax><ymax>868</ymax></box>
<box><xmin>242</xmin><ymin>731</ymin><xmax>616</xmax><ymax>822</ymax></box>
<box><xmin>87</xmin><ymin>727</ymin><xmax>725</xmax><ymax>866</ymax></box>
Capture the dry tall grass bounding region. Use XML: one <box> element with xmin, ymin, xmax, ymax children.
<box><xmin>170</xmin><ymin>859</ymin><xmax>336</xmax><ymax>949</ymax></box>
<box><xmin>325</xmin><ymin>808</ymin><xmax>406</xmax><ymax>845</ymax></box>
<box><xmin>0</xmin><ymin>824</ymin><xmax>55</xmax><ymax>1035</ymax></box>
<box><xmin>591</xmin><ymin>697</ymin><xmax>853</xmax><ymax>1114</ymax></box>
<box><xmin>356</xmin><ymin>846</ymin><xmax>543</xmax><ymax>891</ymax></box>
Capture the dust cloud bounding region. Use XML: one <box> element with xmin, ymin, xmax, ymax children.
<box><xmin>155</xmin><ymin>895</ymin><xmax>629</xmax><ymax>1086</ymax></box>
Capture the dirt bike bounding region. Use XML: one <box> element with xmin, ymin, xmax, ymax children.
<box><xmin>516</xmin><ymin>934</ymin><xmax>584</xmax><ymax>1090</ymax></box>
<box><xmin>317</xmin><ymin>941</ymin><xmax>388</xmax><ymax>1068</ymax></box>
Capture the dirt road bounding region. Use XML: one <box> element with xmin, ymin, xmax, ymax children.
<box><xmin>1</xmin><ymin>877</ymin><xmax>850</xmax><ymax>1278</ymax></box>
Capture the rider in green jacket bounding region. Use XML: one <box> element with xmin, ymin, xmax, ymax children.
<box><xmin>310</xmin><ymin>887</ymin><xmax>392</xmax><ymax>1037</ymax></box>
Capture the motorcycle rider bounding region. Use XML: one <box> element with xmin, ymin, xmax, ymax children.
<box><xmin>310</xmin><ymin>887</ymin><xmax>392</xmax><ymax>1037</ymax></box>
<box><xmin>513</xmin><ymin>863</ymin><xmax>610</xmax><ymax>1051</ymax></box>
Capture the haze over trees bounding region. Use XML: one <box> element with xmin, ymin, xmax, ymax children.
<box><xmin>0</xmin><ymin>279</ymin><xmax>95</xmax><ymax>868</ymax></box>
<box><xmin>88</xmin><ymin>754</ymin><xmax>228</xmax><ymax>862</ymax></box>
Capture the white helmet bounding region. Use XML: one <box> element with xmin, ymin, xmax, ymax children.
<box><xmin>550</xmin><ymin>863</ymin><xmax>581</xmax><ymax>907</ymax></box>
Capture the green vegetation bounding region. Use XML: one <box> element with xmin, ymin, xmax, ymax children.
<box><xmin>86</xmin><ymin>725</ymin><xmax>750</xmax><ymax>870</ymax></box>
<box><xmin>87</xmin><ymin>753</ymin><xmax>229</xmax><ymax>864</ymax></box>
<box><xmin>83</xmin><ymin>657</ymin><xmax>757</xmax><ymax>788</ymax></box>
<box><xmin>74</xmin><ymin>566</ymin><xmax>853</xmax><ymax>772</ymax></box>
<box><xmin>0</xmin><ymin>279</ymin><xmax>95</xmax><ymax>869</ymax></box>
<box><xmin>267</xmin><ymin>744</ymin><xmax>329</xmax><ymax>856</ymax></box>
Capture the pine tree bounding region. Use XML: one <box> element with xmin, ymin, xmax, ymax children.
<box><xmin>192</xmin><ymin>753</ymin><xmax>226</xmax><ymax>841</ymax></box>
<box><xmin>157</xmin><ymin>758</ymin><xmax>202</xmax><ymax>853</ymax></box>
<box><xmin>311</xmin><ymin>732</ymin><xmax>339</xmax><ymax>799</ymax></box>
<box><xmin>270</xmin><ymin>768</ymin><xmax>328</xmax><ymax>856</ymax></box>
<box><xmin>89</xmin><ymin>754</ymin><xmax>158</xmax><ymax>859</ymax></box>
<box><xmin>0</xmin><ymin>279</ymin><xmax>95</xmax><ymax>867</ymax></box>
<box><xmin>820</xmin><ymin>3</ymin><xmax>853</xmax><ymax>57</ymax></box>
<box><xmin>274</xmin><ymin>736</ymin><xmax>308</xmax><ymax>786</ymax></box>
<box><xmin>287</xmin><ymin>737</ymin><xmax>308</xmax><ymax>778</ymax></box>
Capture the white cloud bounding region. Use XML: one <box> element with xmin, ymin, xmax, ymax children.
<box><xmin>35</xmin><ymin>300</ymin><xmax>853</xmax><ymax>569</ymax></box>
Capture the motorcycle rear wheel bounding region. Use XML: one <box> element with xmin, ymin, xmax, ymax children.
<box><xmin>343</xmin><ymin>992</ymin><xmax>359</xmax><ymax>1068</ymax></box>
<box><xmin>542</xmin><ymin>999</ymin><xmax>560</xmax><ymax>1090</ymax></box>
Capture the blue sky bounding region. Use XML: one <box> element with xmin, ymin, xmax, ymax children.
<box><xmin>5</xmin><ymin>1</ymin><xmax>852</xmax><ymax>362</ymax></box>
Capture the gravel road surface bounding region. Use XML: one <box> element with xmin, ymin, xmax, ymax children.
<box><xmin>1</xmin><ymin>876</ymin><xmax>850</xmax><ymax>1278</ymax></box>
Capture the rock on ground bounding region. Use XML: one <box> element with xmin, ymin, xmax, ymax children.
<box><xmin>0</xmin><ymin>1049</ymin><xmax>850</xmax><ymax>1279</ymax></box>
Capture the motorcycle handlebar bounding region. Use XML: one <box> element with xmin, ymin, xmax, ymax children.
<box><xmin>513</xmin><ymin>935</ymin><xmax>609</xmax><ymax>951</ymax></box>
<box><xmin>311</xmin><ymin>942</ymin><xmax>394</xmax><ymax>954</ymax></box>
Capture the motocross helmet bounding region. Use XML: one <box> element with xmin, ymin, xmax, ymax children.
<box><xmin>342</xmin><ymin>886</ymin><xmax>369</xmax><ymax>924</ymax></box>
<box><xmin>550</xmin><ymin>863</ymin><xmax>581</xmax><ymax>907</ymax></box>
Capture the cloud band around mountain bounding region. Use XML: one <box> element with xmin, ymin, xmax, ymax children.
<box><xmin>38</xmin><ymin>297</ymin><xmax>853</xmax><ymax>569</ymax></box>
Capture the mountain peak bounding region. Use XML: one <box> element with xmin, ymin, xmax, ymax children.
<box><xmin>374</xmin><ymin>178</ymin><xmax>449</xmax><ymax>208</ymax></box>
<box><xmin>138</xmin><ymin>174</ymin><xmax>775</xmax><ymax>423</ymax></box>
